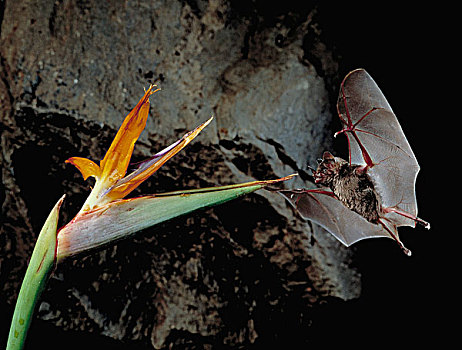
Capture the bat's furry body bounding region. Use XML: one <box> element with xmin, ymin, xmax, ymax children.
<box><xmin>313</xmin><ymin>152</ymin><xmax>380</xmax><ymax>224</ymax></box>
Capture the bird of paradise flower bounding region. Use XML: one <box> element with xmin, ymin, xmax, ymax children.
<box><xmin>7</xmin><ymin>85</ymin><xmax>295</xmax><ymax>349</ymax></box>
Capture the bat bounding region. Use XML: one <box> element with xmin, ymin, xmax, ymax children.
<box><xmin>280</xmin><ymin>69</ymin><xmax>429</xmax><ymax>256</ymax></box>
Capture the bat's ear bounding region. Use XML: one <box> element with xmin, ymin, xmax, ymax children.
<box><xmin>322</xmin><ymin>151</ymin><xmax>335</xmax><ymax>160</ymax></box>
<box><xmin>307</xmin><ymin>164</ymin><xmax>317</xmax><ymax>175</ymax></box>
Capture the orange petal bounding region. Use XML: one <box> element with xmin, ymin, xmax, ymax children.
<box><xmin>107</xmin><ymin>116</ymin><xmax>214</xmax><ymax>200</ymax></box>
<box><xmin>99</xmin><ymin>85</ymin><xmax>160</xmax><ymax>184</ymax></box>
<box><xmin>66</xmin><ymin>157</ymin><xmax>101</xmax><ymax>180</ymax></box>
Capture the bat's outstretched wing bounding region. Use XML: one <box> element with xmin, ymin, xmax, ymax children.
<box><xmin>279</xmin><ymin>189</ymin><xmax>391</xmax><ymax>246</ymax></box>
<box><xmin>337</xmin><ymin>69</ymin><xmax>419</xmax><ymax>228</ymax></box>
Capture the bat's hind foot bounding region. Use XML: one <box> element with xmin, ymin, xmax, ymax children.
<box><xmin>399</xmin><ymin>244</ymin><xmax>412</xmax><ymax>257</ymax></box>
<box><xmin>383</xmin><ymin>207</ymin><xmax>430</xmax><ymax>230</ymax></box>
<box><xmin>378</xmin><ymin>218</ymin><xmax>412</xmax><ymax>256</ymax></box>
<box><xmin>416</xmin><ymin>218</ymin><xmax>430</xmax><ymax>230</ymax></box>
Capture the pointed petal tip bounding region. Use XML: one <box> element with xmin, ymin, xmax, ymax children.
<box><xmin>259</xmin><ymin>174</ymin><xmax>298</xmax><ymax>192</ymax></box>
<box><xmin>181</xmin><ymin>115</ymin><xmax>214</xmax><ymax>145</ymax></box>
<box><xmin>268</xmin><ymin>173</ymin><xmax>298</xmax><ymax>183</ymax></box>
<box><xmin>65</xmin><ymin>157</ymin><xmax>101</xmax><ymax>180</ymax></box>
<box><xmin>64</xmin><ymin>157</ymin><xmax>77</xmax><ymax>165</ymax></box>
<box><xmin>192</xmin><ymin>115</ymin><xmax>214</xmax><ymax>133</ymax></box>
<box><xmin>145</xmin><ymin>84</ymin><xmax>161</xmax><ymax>99</ymax></box>
<box><xmin>241</xmin><ymin>173</ymin><xmax>298</xmax><ymax>190</ymax></box>
<box><xmin>56</xmin><ymin>194</ymin><xmax>66</xmax><ymax>209</ymax></box>
<box><xmin>204</xmin><ymin>115</ymin><xmax>214</xmax><ymax>126</ymax></box>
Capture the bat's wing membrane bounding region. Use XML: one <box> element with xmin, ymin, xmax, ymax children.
<box><xmin>337</xmin><ymin>69</ymin><xmax>419</xmax><ymax>227</ymax></box>
<box><xmin>279</xmin><ymin>189</ymin><xmax>391</xmax><ymax>246</ymax></box>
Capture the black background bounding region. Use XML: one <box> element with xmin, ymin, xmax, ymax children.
<box><xmin>311</xmin><ymin>3</ymin><xmax>448</xmax><ymax>348</ymax></box>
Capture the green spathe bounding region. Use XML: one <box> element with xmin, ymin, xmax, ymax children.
<box><xmin>57</xmin><ymin>179</ymin><xmax>286</xmax><ymax>260</ymax></box>
<box><xmin>7</xmin><ymin>195</ymin><xmax>64</xmax><ymax>350</ymax></box>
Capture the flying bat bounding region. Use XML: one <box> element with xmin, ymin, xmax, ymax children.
<box><xmin>280</xmin><ymin>69</ymin><xmax>429</xmax><ymax>256</ymax></box>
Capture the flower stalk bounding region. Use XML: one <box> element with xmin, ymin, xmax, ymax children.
<box><xmin>7</xmin><ymin>195</ymin><xmax>65</xmax><ymax>350</ymax></box>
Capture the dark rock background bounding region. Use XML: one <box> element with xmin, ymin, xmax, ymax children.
<box><xmin>0</xmin><ymin>1</ymin><xmax>444</xmax><ymax>349</ymax></box>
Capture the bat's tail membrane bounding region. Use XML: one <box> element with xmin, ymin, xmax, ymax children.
<box><xmin>378</xmin><ymin>219</ymin><xmax>412</xmax><ymax>256</ymax></box>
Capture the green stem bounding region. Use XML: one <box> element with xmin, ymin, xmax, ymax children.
<box><xmin>6</xmin><ymin>196</ymin><xmax>65</xmax><ymax>350</ymax></box>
